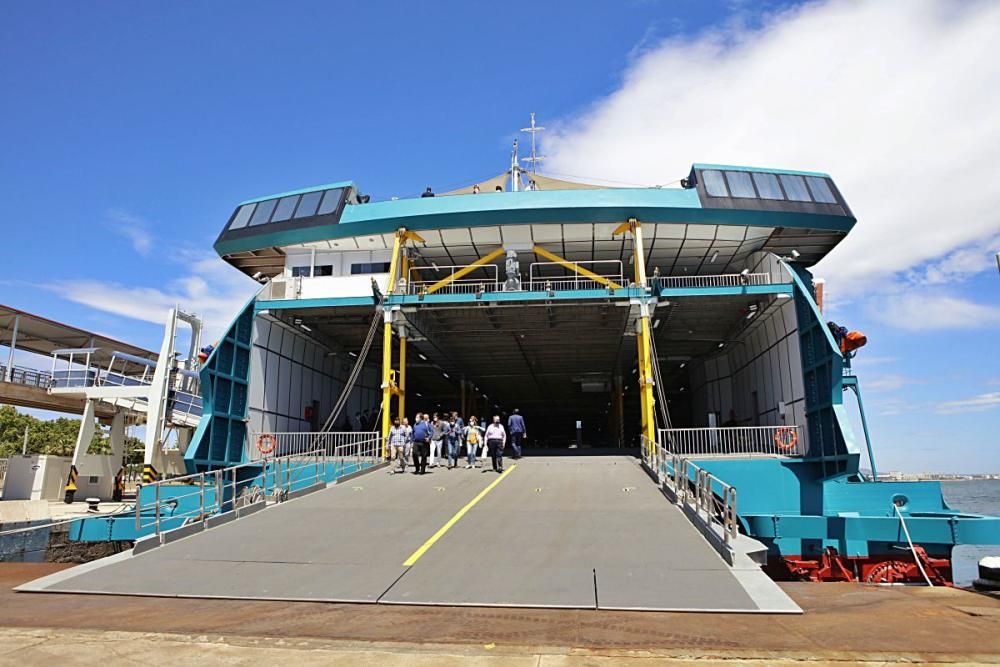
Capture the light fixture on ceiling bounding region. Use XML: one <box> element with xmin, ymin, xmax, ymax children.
<box><xmin>790</xmin><ymin>249</ymin><xmax>801</xmax><ymax>259</ymax></box>
<box><xmin>710</xmin><ymin>251</ymin><xmax>719</xmax><ymax>263</ymax></box>
<box><xmin>442</xmin><ymin>372</ymin><xmax>450</xmax><ymax>379</ymax></box>
<box><xmin>415</xmin><ymin>392</ymin><xmax>423</xmax><ymax>397</ymax></box>
<box><xmin>431</xmin><ymin>262</ymin><xmax>440</xmax><ymax>271</ymax></box>
<box><xmin>293</xmin><ymin>318</ymin><xmax>302</xmax><ymax>325</ymax></box>
<box><xmin>718</xmin><ymin>342</ymin><xmax>725</xmax><ymax>349</ymax></box>
<box><xmin>653</xmin><ymin>319</ymin><xmax>661</xmax><ymax>329</ymax></box>
<box><xmin>418</xmin><ymin>353</ymin><xmax>428</xmax><ymax>360</ymax></box>
<box><xmin>679</xmin><ymin>362</ymin><xmax>686</xmax><ymax>369</ymax></box>
<box><xmin>300</xmin><ymin>324</ymin><xmax>312</xmax><ymax>332</ymax></box>
<box><xmin>349</xmin><ymin>351</ymin><xmax>358</xmax><ymax>357</ymax></box>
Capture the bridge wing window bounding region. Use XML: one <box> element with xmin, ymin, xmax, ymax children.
<box><xmin>778</xmin><ymin>174</ymin><xmax>811</xmax><ymax>202</ymax></box>
<box><xmin>318</xmin><ymin>188</ymin><xmax>344</xmax><ymax>215</ymax></box>
<box><xmin>724</xmin><ymin>171</ymin><xmax>756</xmax><ymax>198</ymax></box>
<box><xmin>294</xmin><ymin>191</ymin><xmax>322</xmax><ymax>218</ymax></box>
<box><xmin>271</xmin><ymin>195</ymin><xmax>299</xmax><ymax>222</ymax></box>
<box><xmin>249</xmin><ymin>198</ymin><xmax>278</xmax><ymax>226</ymax></box>
<box><xmin>228</xmin><ymin>203</ymin><xmax>256</xmax><ymax>230</ymax></box>
<box><xmin>805</xmin><ymin>176</ymin><xmax>837</xmax><ymax>204</ymax></box>
<box><xmin>751</xmin><ymin>173</ymin><xmax>784</xmax><ymax>200</ymax></box>
<box><xmin>702</xmin><ymin>170</ymin><xmax>728</xmax><ymax>197</ymax></box>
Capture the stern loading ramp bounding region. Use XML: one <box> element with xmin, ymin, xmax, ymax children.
<box><xmin>19</xmin><ymin>456</ymin><xmax>798</xmax><ymax>613</ymax></box>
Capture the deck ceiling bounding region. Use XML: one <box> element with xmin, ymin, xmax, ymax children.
<box><xmin>269</xmin><ymin>292</ymin><xmax>777</xmax><ymax>434</ymax></box>
<box><xmin>287</xmin><ymin>222</ymin><xmax>844</xmax><ymax>278</ymax></box>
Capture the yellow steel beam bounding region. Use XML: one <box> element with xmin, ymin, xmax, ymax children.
<box><xmin>531</xmin><ymin>245</ymin><xmax>622</xmax><ymax>290</ymax></box>
<box><xmin>398</xmin><ymin>333</ymin><xmax>407</xmax><ymax>419</ymax></box>
<box><xmin>380</xmin><ymin>318</ymin><xmax>393</xmax><ymax>458</ymax></box>
<box><xmin>425</xmin><ymin>247</ymin><xmax>505</xmax><ymax>295</ymax></box>
<box><xmin>617</xmin><ymin>217</ymin><xmax>657</xmax><ymax>449</ymax></box>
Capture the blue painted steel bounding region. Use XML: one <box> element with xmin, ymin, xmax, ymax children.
<box><xmin>842</xmin><ymin>375</ymin><xmax>878</xmax><ymax>479</ymax></box>
<box><xmin>255</xmin><ymin>285</ymin><xmax>793</xmax><ymax>312</ymax></box>
<box><xmin>185</xmin><ymin>297</ymin><xmax>255</xmax><ymax>472</ymax></box>
<box><xmin>214</xmin><ymin>186</ymin><xmax>855</xmax><ymax>257</ymax></box>
<box><xmin>692</xmin><ymin>457</ymin><xmax>1000</xmax><ymax>560</ymax></box>
<box><xmin>786</xmin><ymin>262</ymin><xmax>859</xmax><ymax>474</ymax></box>
<box><xmin>68</xmin><ymin>461</ymin><xmax>376</xmax><ymax>542</ymax></box>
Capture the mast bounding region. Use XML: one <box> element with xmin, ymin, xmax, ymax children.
<box><xmin>510</xmin><ymin>138</ymin><xmax>520</xmax><ymax>192</ymax></box>
<box><xmin>520</xmin><ymin>112</ymin><xmax>545</xmax><ymax>174</ymax></box>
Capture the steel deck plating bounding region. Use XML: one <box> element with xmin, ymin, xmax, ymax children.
<box><xmin>19</xmin><ymin>457</ymin><xmax>798</xmax><ymax>613</ymax></box>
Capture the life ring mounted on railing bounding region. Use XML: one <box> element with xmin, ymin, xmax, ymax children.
<box><xmin>257</xmin><ymin>433</ymin><xmax>276</xmax><ymax>455</ymax></box>
<box><xmin>774</xmin><ymin>427</ymin><xmax>798</xmax><ymax>451</ymax></box>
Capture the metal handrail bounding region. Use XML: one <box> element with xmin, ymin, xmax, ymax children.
<box><xmin>653</xmin><ymin>273</ymin><xmax>771</xmax><ymax>288</ymax></box>
<box><xmin>407</xmin><ymin>264</ymin><xmax>500</xmax><ymax>295</ymax></box>
<box><xmin>642</xmin><ymin>434</ymin><xmax>739</xmax><ymax>547</ymax></box>
<box><xmin>135</xmin><ymin>448</ymin><xmax>326</xmax><ymax>536</ymax></box>
<box><xmin>0</xmin><ymin>364</ymin><xmax>53</xmax><ymax>389</ymax></box>
<box><xmin>527</xmin><ymin>259</ymin><xmax>623</xmax><ymax>291</ymax></box>
<box><xmin>658</xmin><ymin>425</ymin><xmax>804</xmax><ymax>458</ymax></box>
<box><xmin>245</xmin><ymin>431</ymin><xmax>381</xmax><ymax>462</ymax></box>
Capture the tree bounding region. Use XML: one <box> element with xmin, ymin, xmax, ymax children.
<box><xmin>0</xmin><ymin>405</ymin><xmax>109</xmax><ymax>458</ymax></box>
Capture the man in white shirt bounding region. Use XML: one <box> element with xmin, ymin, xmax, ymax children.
<box><xmin>484</xmin><ymin>415</ymin><xmax>507</xmax><ymax>473</ymax></box>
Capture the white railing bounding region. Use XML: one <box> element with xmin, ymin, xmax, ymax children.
<box><xmin>654</xmin><ymin>273</ymin><xmax>771</xmax><ymax>288</ymax></box>
<box><xmin>407</xmin><ymin>264</ymin><xmax>500</xmax><ymax>295</ymax></box>
<box><xmin>658</xmin><ymin>425</ymin><xmax>804</xmax><ymax>458</ymax></box>
<box><xmin>642</xmin><ymin>435</ymin><xmax>739</xmax><ymax>548</ymax></box>
<box><xmin>527</xmin><ymin>259</ymin><xmax>624</xmax><ymax>292</ymax></box>
<box><xmin>135</xmin><ymin>449</ymin><xmax>325</xmax><ymax>536</ymax></box>
<box><xmin>247</xmin><ymin>431</ymin><xmax>381</xmax><ymax>464</ymax></box>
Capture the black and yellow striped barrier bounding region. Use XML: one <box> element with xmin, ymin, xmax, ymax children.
<box><xmin>63</xmin><ymin>465</ymin><xmax>78</xmax><ymax>504</ymax></box>
<box><xmin>142</xmin><ymin>464</ymin><xmax>158</xmax><ymax>485</ymax></box>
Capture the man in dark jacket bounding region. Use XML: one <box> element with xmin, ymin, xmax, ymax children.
<box><xmin>421</xmin><ymin>187</ymin><xmax>435</xmax><ymax>198</ymax></box>
<box><xmin>507</xmin><ymin>409</ymin><xmax>526</xmax><ymax>459</ymax></box>
<box><xmin>411</xmin><ymin>413</ymin><xmax>431</xmax><ymax>474</ymax></box>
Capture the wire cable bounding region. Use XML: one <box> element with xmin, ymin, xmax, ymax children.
<box><xmin>894</xmin><ymin>504</ymin><xmax>935</xmax><ymax>586</ymax></box>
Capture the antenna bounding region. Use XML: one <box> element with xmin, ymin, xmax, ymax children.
<box><xmin>510</xmin><ymin>138</ymin><xmax>521</xmax><ymax>192</ymax></box>
<box><xmin>520</xmin><ymin>112</ymin><xmax>545</xmax><ymax>173</ymax></box>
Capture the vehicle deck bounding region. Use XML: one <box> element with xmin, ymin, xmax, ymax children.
<box><xmin>17</xmin><ymin>456</ymin><xmax>795</xmax><ymax>613</ymax></box>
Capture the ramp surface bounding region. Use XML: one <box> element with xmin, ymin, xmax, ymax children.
<box><xmin>20</xmin><ymin>457</ymin><xmax>797</xmax><ymax>613</ymax></box>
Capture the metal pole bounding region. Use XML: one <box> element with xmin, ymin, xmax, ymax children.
<box><xmin>154</xmin><ymin>483</ymin><xmax>161</xmax><ymax>536</ymax></box>
<box><xmin>4</xmin><ymin>314</ymin><xmax>19</xmax><ymax>383</ymax></box>
<box><xmin>199</xmin><ymin>472</ymin><xmax>205</xmax><ymax>519</ymax></box>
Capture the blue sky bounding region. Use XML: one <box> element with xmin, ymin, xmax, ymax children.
<box><xmin>1</xmin><ymin>1</ymin><xmax>998</xmax><ymax>473</ymax></box>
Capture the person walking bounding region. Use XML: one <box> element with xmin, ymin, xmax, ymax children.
<box><xmin>507</xmin><ymin>408</ymin><xmax>526</xmax><ymax>459</ymax></box>
<box><xmin>402</xmin><ymin>416</ymin><xmax>413</xmax><ymax>467</ymax></box>
<box><xmin>411</xmin><ymin>413</ymin><xmax>431</xmax><ymax>474</ymax></box>
<box><xmin>430</xmin><ymin>413</ymin><xmax>448</xmax><ymax>468</ymax></box>
<box><xmin>485</xmin><ymin>415</ymin><xmax>507</xmax><ymax>473</ymax></box>
<box><xmin>446</xmin><ymin>414</ymin><xmax>461</xmax><ymax>469</ymax></box>
<box><xmin>388</xmin><ymin>417</ymin><xmax>408</xmax><ymax>474</ymax></box>
<box><xmin>452</xmin><ymin>410</ymin><xmax>465</xmax><ymax>458</ymax></box>
<box><xmin>464</xmin><ymin>416</ymin><xmax>484</xmax><ymax>468</ymax></box>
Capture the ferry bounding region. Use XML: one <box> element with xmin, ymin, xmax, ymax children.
<box><xmin>12</xmin><ymin>120</ymin><xmax>1000</xmax><ymax>609</ymax></box>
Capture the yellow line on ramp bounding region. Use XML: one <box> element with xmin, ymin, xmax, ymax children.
<box><xmin>402</xmin><ymin>464</ymin><xmax>517</xmax><ymax>566</ymax></box>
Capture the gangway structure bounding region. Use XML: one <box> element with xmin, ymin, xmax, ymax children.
<box><xmin>47</xmin><ymin>307</ymin><xmax>205</xmax><ymax>500</ymax></box>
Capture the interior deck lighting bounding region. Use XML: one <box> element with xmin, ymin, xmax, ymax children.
<box><xmin>442</xmin><ymin>372</ymin><xmax>450</xmax><ymax>379</ymax></box>
<box><xmin>710</xmin><ymin>251</ymin><xmax>719</xmax><ymax>263</ymax></box>
<box><xmin>300</xmin><ymin>324</ymin><xmax>312</xmax><ymax>332</ymax></box>
<box><xmin>418</xmin><ymin>353</ymin><xmax>428</xmax><ymax>361</ymax></box>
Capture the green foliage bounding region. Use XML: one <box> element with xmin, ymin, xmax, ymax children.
<box><xmin>0</xmin><ymin>405</ymin><xmax>112</xmax><ymax>458</ymax></box>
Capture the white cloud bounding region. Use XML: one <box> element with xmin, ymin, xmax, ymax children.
<box><xmin>936</xmin><ymin>392</ymin><xmax>1000</xmax><ymax>415</ymax></box>
<box><xmin>543</xmin><ymin>0</ymin><xmax>1000</xmax><ymax>294</ymax></box>
<box><xmin>47</xmin><ymin>251</ymin><xmax>256</xmax><ymax>340</ymax></box>
<box><xmin>863</xmin><ymin>374</ymin><xmax>914</xmax><ymax>392</ymax></box>
<box><xmin>106</xmin><ymin>208</ymin><xmax>154</xmax><ymax>256</ymax></box>
<box><xmin>866</xmin><ymin>291</ymin><xmax>1000</xmax><ymax>331</ymax></box>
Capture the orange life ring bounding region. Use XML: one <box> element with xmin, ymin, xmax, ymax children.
<box><xmin>257</xmin><ymin>433</ymin><xmax>276</xmax><ymax>455</ymax></box>
<box><xmin>774</xmin><ymin>427</ymin><xmax>798</xmax><ymax>451</ymax></box>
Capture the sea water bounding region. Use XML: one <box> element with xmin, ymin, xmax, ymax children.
<box><xmin>942</xmin><ymin>480</ymin><xmax>1000</xmax><ymax>586</ymax></box>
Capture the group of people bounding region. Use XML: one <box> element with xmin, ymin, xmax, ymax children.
<box><xmin>386</xmin><ymin>409</ymin><xmax>527</xmax><ymax>475</ymax></box>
